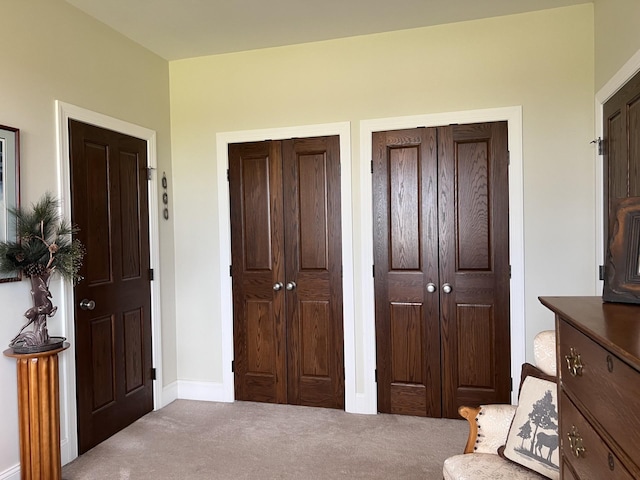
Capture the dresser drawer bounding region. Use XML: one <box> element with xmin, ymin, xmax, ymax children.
<box><xmin>560</xmin><ymin>392</ymin><xmax>634</xmax><ymax>479</ymax></box>
<box><xmin>558</xmin><ymin>320</ymin><xmax>640</xmax><ymax>468</ymax></box>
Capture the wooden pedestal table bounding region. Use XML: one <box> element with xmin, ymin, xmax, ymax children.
<box><xmin>3</xmin><ymin>344</ymin><xmax>68</xmax><ymax>480</ymax></box>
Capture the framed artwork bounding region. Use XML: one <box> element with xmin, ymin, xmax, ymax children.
<box><xmin>0</xmin><ymin>124</ymin><xmax>20</xmax><ymax>283</ymax></box>
<box><xmin>603</xmin><ymin>196</ymin><xmax>640</xmax><ymax>303</ymax></box>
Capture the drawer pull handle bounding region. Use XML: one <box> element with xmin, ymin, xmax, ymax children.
<box><xmin>565</xmin><ymin>347</ymin><xmax>583</xmax><ymax>377</ymax></box>
<box><xmin>608</xmin><ymin>452</ymin><xmax>615</xmax><ymax>471</ymax></box>
<box><xmin>567</xmin><ymin>426</ymin><xmax>586</xmax><ymax>458</ymax></box>
<box><xmin>606</xmin><ymin>355</ymin><xmax>614</xmax><ymax>373</ymax></box>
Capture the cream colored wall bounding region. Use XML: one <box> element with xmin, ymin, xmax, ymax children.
<box><xmin>170</xmin><ymin>5</ymin><xmax>595</xmax><ymax>388</ymax></box>
<box><xmin>594</xmin><ymin>0</ymin><xmax>640</xmax><ymax>90</ymax></box>
<box><xmin>0</xmin><ymin>0</ymin><xmax>175</xmax><ymax>475</ymax></box>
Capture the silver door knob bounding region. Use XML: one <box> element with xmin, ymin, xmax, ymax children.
<box><xmin>79</xmin><ymin>299</ymin><xmax>95</xmax><ymax>310</ymax></box>
<box><xmin>273</xmin><ymin>282</ymin><xmax>283</xmax><ymax>291</ymax></box>
<box><xmin>426</xmin><ymin>283</ymin><xmax>437</xmax><ymax>293</ymax></box>
<box><xmin>442</xmin><ymin>283</ymin><xmax>452</xmax><ymax>294</ymax></box>
<box><xmin>286</xmin><ymin>281</ymin><xmax>297</xmax><ymax>291</ymax></box>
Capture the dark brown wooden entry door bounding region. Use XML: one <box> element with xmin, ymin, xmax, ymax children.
<box><xmin>373</xmin><ymin>122</ymin><xmax>510</xmax><ymax>419</ymax></box>
<box><xmin>230</xmin><ymin>136</ymin><xmax>344</xmax><ymax>409</ymax></box>
<box><xmin>69</xmin><ymin>119</ymin><xmax>153</xmax><ymax>454</ymax></box>
<box><xmin>603</xmin><ymin>69</ymin><xmax>640</xmax><ymax>245</ymax></box>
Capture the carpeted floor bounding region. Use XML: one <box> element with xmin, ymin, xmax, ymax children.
<box><xmin>62</xmin><ymin>400</ymin><xmax>467</xmax><ymax>479</ymax></box>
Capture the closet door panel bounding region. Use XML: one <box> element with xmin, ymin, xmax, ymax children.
<box><xmin>230</xmin><ymin>141</ymin><xmax>287</xmax><ymax>404</ymax></box>
<box><xmin>438</xmin><ymin>122</ymin><xmax>511</xmax><ymax>417</ymax></box>
<box><xmin>373</xmin><ymin>128</ymin><xmax>442</xmax><ymax>417</ymax></box>
<box><xmin>283</xmin><ymin>136</ymin><xmax>344</xmax><ymax>409</ymax></box>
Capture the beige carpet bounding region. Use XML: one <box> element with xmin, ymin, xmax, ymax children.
<box><xmin>62</xmin><ymin>400</ymin><xmax>467</xmax><ymax>479</ymax></box>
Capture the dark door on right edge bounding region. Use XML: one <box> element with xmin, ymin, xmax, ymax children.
<box><xmin>373</xmin><ymin>122</ymin><xmax>511</xmax><ymax>419</ymax></box>
<box><xmin>603</xmin><ymin>69</ymin><xmax>640</xmax><ymax>244</ymax></box>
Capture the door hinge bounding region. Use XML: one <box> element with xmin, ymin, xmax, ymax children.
<box><xmin>374</xmin><ymin>369</ymin><xmax>378</xmax><ymax>383</ymax></box>
<box><xmin>227</xmin><ymin>168</ymin><xmax>230</xmax><ymax>182</ymax></box>
<box><xmin>146</xmin><ymin>166</ymin><xmax>156</xmax><ymax>181</ymax></box>
<box><xmin>372</xmin><ymin>265</ymin><xmax>375</xmax><ymax>277</ymax></box>
<box><xmin>230</xmin><ymin>265</ymin><xmax>233</xmax><ymax>277</ymax></box>
<box><xmin>599</xmin><ymin>265</ymin><xmax>605</xmax><ymax>281</ymax></box>
<box><xmin>591</xmin><ymin>137</ymin><xmax>604</xmax><ymax>155</ymax></box>
<box><xmin>510</xmin><ymin>377</ymin><xmax>513</xmax><ymax>392</ymax></box>
<box><xmin>507</xmin><ymin>151</ymin><xmax>510</xmax><ymax>165</ymax></box>
<box><xmin>509</xmin><ymin>265</ymin><xmax>512</xmax><ymax>279</ymax></box>
<box><xmin>149</xmin><ymin>268</ymin><xmax>154</xmax><ymax>281</ymax></box>
<box><xmin>371</xmin><ymin>160</ymin><xmax>373</xmax><ymax>174</ymax></box>
<box><xmin>343</xmin><ymin>367</ymin><xmax>346</xmax><ymax>380</ymax></box>
<box><xmin>231</xmin><ymin>360</ymin><xmax>235</xmax><ymax>373</ymax></box>
<box><xmin>151</xmin><ymin>368</ymin><xmax>157</xmax><ymax>380</ymax></box>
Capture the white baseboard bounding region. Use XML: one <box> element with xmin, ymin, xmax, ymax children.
<box><xmin>349</xmin><ymin>392</ymin><xmax>377</xmax><ymax>415</ymax></box>
<box><xmin>177</xmin><ymin>380</ymin><xmax>230</xmax><ymax>402</ymax></box>
<box><xmin>160</xmin><ymin>381</ymin><xmax>179</xmax><ymax>408</ymax></box>
<box><xmin>0</xmin><ymin>464</ymin><xmax>19</xmax><ymax>480</ymax></box>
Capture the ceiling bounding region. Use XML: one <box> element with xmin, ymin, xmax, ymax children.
<box><xmin>65</xmin><ymin>0</ymin><xmax>590</xmax><ymax>61</ymax></box>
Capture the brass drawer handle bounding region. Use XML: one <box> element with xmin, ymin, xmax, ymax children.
<box><xmin>565</xmin><ymin>347</ymin><xmax>583</xmax><ymax>377</ymax></box>
<box><xmin>567</xmin><ymin>425</ymin><xmax>586</xmax><ymax>458</ymax></box>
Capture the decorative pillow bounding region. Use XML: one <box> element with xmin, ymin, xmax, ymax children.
<box><xmin>517</xmin><ymin>363</ymin><xmax>556</xmax><ymax>397</ymax></box>
<box><xmin>503</xmin><ymin>376</ymin><xmax>559</xmax><ymax>479</ymax></box>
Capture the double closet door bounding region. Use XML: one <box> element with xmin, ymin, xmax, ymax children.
<box><xmin>373</xmin><ymin>122</ymin><xmax>511</xmax><ymax>419</ymax></box>
<box><xmin>229</xmin><ymin>136</ymin><xmax>344</xmax><ymax>409</ymax></box>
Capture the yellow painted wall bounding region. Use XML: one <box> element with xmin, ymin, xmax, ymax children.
<box><xmin>170</xmin><ymin>5</ymin><xmax>595</xmax><ymax>386</ymax></box>
<box><xmin>0</xmin><ymin>0</ymin><xmax>175</xmax><ymax>474</ymax></box>
<box><xmin>594</xmin><ymin>0</ymin><xmax>640</xmax><ymax>90</ymax></box>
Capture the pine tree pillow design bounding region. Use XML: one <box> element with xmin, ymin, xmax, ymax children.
<box><xmin>503</xmin><ymin>375</ymin><xmax>559</xmax><ymax>479</ymax></box>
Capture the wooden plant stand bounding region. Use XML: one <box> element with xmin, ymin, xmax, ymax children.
<box><xmin>3</xmin><ymin>344</ymin><xmax>68</xmax><ymax>480</ymax></box>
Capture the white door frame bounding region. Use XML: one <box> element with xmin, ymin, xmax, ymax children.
<box><xmin>216</xmin><ymin>122</ymin><xmax>357</xmax><ymax>409</ymax></box>
<box><xmin>360</xmin><ymin>106</ymin><xmax>526</xmax><ymax>410</ymax></box>
<box><xmin>55</xmin><ymin>101</ymin><xmax>164</xmax><ymax>463</ymax></box>
<box><xmin>594</xmin><ymin>49</ymin><xmax>640</xmax><ymax>293</ymax></box>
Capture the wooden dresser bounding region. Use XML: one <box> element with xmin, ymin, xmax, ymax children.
<box><xmin>539</xmin><ymin>296</ymin><xmax>640</xmax><ymax>479</ymax></box>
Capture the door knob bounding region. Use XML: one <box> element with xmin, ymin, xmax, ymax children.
<box><xmin>273</xmin><ymin>282</ymin><xmax>283</xmax><ymax>291</ymax></box>
<box><xmin>79</xmin><ymin>299</ymin><xmax>96</xmax><ymax>310</ymax></box>
<box><xmin>442</xmin><ymin>283</ymin><xmax>452</xmax><ymax>294</ymax></box>
<box><xmin>286</xmin><ymin>281</ymin><xmax>297</xmax><ymax>291</ymax></box>
<box><xmin>426</xmin><ymin>283</ymin><xmax>437</xmax><ymax>293</ymax></box>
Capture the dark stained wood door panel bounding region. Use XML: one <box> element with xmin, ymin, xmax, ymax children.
<box><xmin>69</xmin><ymin>119</ymin><xmax>153</xmax><ymax>454</ymax></box>
<box><xmin>603</xmin><ymin>69</ymin><xmax>640</xmax><ymax>247</ymax></box>
<box><xmin>230</xmin><ymin>136</ymin><xmax>344</xmax><ymax>409</ymax></box>
<box><xmin>373</xmin><ymin>122</ymin><xmax>511</xmax><ymax>419</ymax></box>
<box><xmin>438</xmin><ymin>122</ymin><xmax>511</xmax><ymax>417</ymax></box>
<box><xmin>229</xmin><ymin>141</ymin><xmax>287</xmax><ymax>404</ymax></box>
<box><xmin>372</xmin><ymin>127</ymin><xmax>442</xmax><ymax>417</ymax></box>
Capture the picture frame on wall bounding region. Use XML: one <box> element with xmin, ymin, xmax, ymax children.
<box><xmin>603</xmin><ymin>196</ymin><xmax>640</xmax><ymax>304</ymax></box>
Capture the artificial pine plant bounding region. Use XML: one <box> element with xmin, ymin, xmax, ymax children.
<box><xmin>0</xmin><ymin>192</ymin><xmax>84</xmax><ymax>351</ymax></box>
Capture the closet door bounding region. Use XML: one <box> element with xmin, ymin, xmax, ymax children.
<box><xmin>230</xmin><ymin>141</ymin><xmax>287</xmax><ymax>403</ymax></box>
<box><xmin>438</xmin><ymin>122</ymin><xmax>511</xmax><ymax>417</ymax></box>
<box><xmin>230</xmin><ymin>136</ymin><xmax>344</xmax><ymax>409</ymax></box>
<box><xmin>283</xmin><ymin>137</ymin><xmax>344</xmax><ymax>409</ymax></box>
<box><xmin>372</xmin><ymin>127</ymin><xmax>442</xmax><ymax>417</ymax></box>
<box><xmin>373</xmin><ymin>122</ymin><xmax>510</xmax><ymax>419</ymax></box>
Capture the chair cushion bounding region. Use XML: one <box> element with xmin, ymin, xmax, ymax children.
<box><xmin>474</xmin><ymin>404</ymin><xmax>517</xmax><ymax>453</ymax></box>
<box><xmin>443</xmin><ymin>453</ymin><xmax>547</xmax><ymax>480</ymax></box>
<box><xmin>533</xmin><ymin>330</ymin><xmax>556</xmax><ymax>376</ymax></box>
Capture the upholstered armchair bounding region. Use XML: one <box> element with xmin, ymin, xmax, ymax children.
<box><xmin>443</xmin><ymin>331</ymin><xmax>557</xmax><ymax>480</ymax></box>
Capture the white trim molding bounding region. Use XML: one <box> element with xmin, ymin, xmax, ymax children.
<box><xmin>55</xmin><ymin>101</ymin><xmax>164</xmax><ymax>464</ymax></box>
<box><xmin>359</xmin><ymin>106</ymin><xmax>526</xmax><ymax>409</ymax></box>
<box><xmin>594</xmin><ymin>48</ymin><xmax>640</xmax><ymax>293</ymax></box>
<box><xmin>0</xmin><ymin>464</ymin><xmax>20</xmax><ymax>480</ymax></box>
<box><xmin>215</xmin><ymin>122</ymin><xmax>357</xmax><ymax>410</ymax></box>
